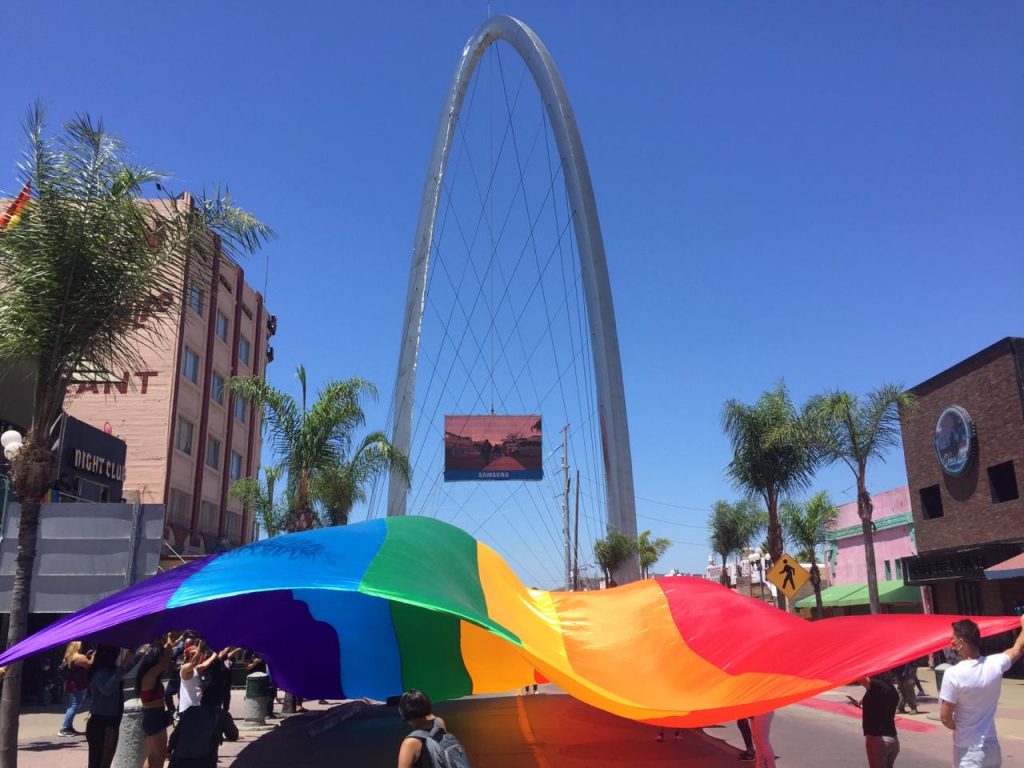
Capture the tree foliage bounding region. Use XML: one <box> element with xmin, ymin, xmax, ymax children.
<box><xmin>707</xmin><ymin>499</ymin><xmax>762</xmax><ymax>587</ymax></box>
<box><xmin>636</xmin><ymin>530</ymin><xmax>672</xmax><ymax>579</ymax></box>
<box><xmin>0</xmin><ymin>108</ymin><xmax>271</xmax><ymax>768</ymax></box>
<box><xmin>227</xmin><ymin>365</ymin><xmax>409</xmax><ymax>531</ymax></box>
<box><xmin>721</xmin><ymin>381</ymin><xmax>817</xmax><ymax>606</ymax></box>
<box><xmin>593</xmin><ymin>529</ymin><xmax>636</xmax><ymax>588</ymax></box>
<box><xmin>781</xmin><ymin>491</ymin><xmax>838</xmax><ymax>618</ymax></box>
<box><xmin>228</xmin><ymin>466</ymin><xmax>289</xmax><ymax>538</ymax></box>
<box><xmin>805</xmin><ymin>385</ymin><xmax>916</xmax><ymax>614</ymax></box>
<box><xmin>312</xmin><ymin>431</ymin><xmax>410</xmax><ymax>526</ymax></box>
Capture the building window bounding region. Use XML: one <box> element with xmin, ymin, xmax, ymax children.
<box><xmin>74</xmin><ymin>477</ymin><xmax>109</xmax><ymax>503</ymax></box>
<box><xmin>200</xmin><ymin>500</ymin><xmax>219</xmax><ymax>536</ymax></box>
<box><xmin>895</xmin><ymin>558</ymin><xmax>903</xmax><ymax>581</ymax></box>
<box><xmin>205</xmin><ymin>437</ymin><xmax>222</xmax><ymax>470</ymax></box>
<box><xmin>226</xmin><ymin>511</ymin><xmax>243</xmax><ymax>544</ymax></box>
<box><xmin>884</xmin><ymin>560</ymin><xmax>892</xmax><ymax>581</ymax></box>
<box><xmin>169</xmin><ymin>488</ymin><xmax>192</xmax><ymax>527</ymax></box>
<box><xmin>176</xmin><ymin>417</ymin><xmax>194</xmax><ymax>455</ymax></box>
<box><xmin>239</xmin><ymin>336</ymin><xmax>251</xmax><ymax>366</ymax></box>
<box><xmin>920</xmin><ymin>485</ymin><xmax>944</xmax><ymax>520</ymax></box>
<box><xmin>234</xmin><ymin>395</ymin><xmax>246</xmax><ymax>423</ymax></box>
<box><xmin>187</xmin><ymin>280</ymin><xmax>205</xmax><ymax>317</ymax></box>
<box><xmin>988</xmin><ymin>461</ymin><xmax>1019</xmax><ymax>504</ymax></box>
<box><xmin>211</xmin><ymin>372</ymin><xmax>225</xmax><ymax>405</ymax></box>
<box><xmin>182</xmin><ymin>347</ymin><xmax>200</xmax><ymax>384</ymax></box>
<box><xmin>216</xmin><ymin>311</ymin><xmax>229</xmax><ymax>343</ymax></box>
<box><xmin>230</xmin><ymin>451</ymin><xmax>243</xmax><ymax>482</ymax></box>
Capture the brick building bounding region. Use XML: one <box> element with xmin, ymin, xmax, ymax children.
<box><xmin>64</xmin><ymin>230</ymin><xmax>276</xmax><ymax>556</ymax></box>
<box><xmin>900</xmin><ymin>337</ymin><xmax>1024</xmax><ymax>617</ymax></box>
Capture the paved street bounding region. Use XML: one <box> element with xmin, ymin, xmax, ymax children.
<box><xmin>13</xmin><ymin>677</ymin><xmax>1024</xmax><ymax>767</ymax></box>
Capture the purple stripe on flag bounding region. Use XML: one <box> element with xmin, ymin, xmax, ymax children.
<box><xmin>0</xmin><ymin>556</ymin><xmax>213</xmax><ymax>665</ymax></box>
<box><xmin>84</xmin><ymin>590</ymin><xmax>345</xmax><ymax>699</ymax></box>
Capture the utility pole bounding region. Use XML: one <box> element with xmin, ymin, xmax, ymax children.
<box><xmin>561</xmin><ymin>424</ymin><xmax>571</xmax><ymax>591</ymax></box>
<box><xmin>573</xmin><ymin>469</ymin><xmax>580</xmax><ymax>591</ymax></box>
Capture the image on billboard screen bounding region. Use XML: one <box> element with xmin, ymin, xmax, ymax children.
<box><xmin>444</xmin><ymin>415</ymin><xmax>543</xmax><ymax>482</ymax></box>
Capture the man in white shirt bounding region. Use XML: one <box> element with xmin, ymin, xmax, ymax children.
<box><xmin>939</xmin><ymin>616</ymin><xmax>1024</xmax><ymax>767</ymax></box>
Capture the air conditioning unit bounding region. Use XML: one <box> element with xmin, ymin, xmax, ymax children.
<box><xmin>267</xmin><ymin>314</ymin><xmax>278</xmax><ymax>336</ymax></box>
<box><xmin>266</xmin><ymin>345</ymin><xmax>275</xmax><ymax>363</ymax></box>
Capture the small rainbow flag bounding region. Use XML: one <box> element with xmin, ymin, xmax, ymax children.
<box><xmin>0</xmin><ymin>182</ymin><xmax>30</xmax><ymax>231</ymax></box>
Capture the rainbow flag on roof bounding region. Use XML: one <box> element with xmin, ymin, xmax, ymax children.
<box><xmin>0</xmin><ymin>182</ymin><xmax>30</xmax><ymax>231</ymax></box>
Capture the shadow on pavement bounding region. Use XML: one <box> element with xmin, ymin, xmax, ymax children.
<box><xmin>19</xmin><ymin>740</ymin><xmax>82</xmax><ymax>752</ymax></box>
<box><xmin>231</xmin><ymin>694</ymin><xmax>746</xmax><ymax>768</ymax></box>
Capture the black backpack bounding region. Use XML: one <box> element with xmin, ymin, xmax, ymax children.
<box><xmin>57</xmin><ymin>659</ymin><xmax>72</xmax><ymax>682</ymax></box>
<box><xmin>409</xmin><ymin>720</ymin><xmax>471</xmax><ymax>768</ymax></box>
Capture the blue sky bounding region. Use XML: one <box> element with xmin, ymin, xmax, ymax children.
<box><xmin>3</xmin><ymin>2</ymin><xmax>1022</xmax><ymax>583</ymax></box>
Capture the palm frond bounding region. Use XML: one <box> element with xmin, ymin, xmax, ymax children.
<box><xmin>0</xmin><ymin>109</ymin><xmax>271</xmax><ymax>436</ymax></box>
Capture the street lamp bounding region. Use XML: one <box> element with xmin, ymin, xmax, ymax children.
<box><xmin>1</xmin><ymin>429</ymin><xmax>23</xmax><ymax>462</ymax></box>
<box><xmin>748</xmin><ymin>551</ymin><xmax>766</xmax><ymax>601</ymax></box>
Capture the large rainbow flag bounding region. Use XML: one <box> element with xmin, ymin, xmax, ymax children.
<box><xmin>0</xmin><ymin>516</ymin><xmax>1017</xmax><ymax>725</ymax></box>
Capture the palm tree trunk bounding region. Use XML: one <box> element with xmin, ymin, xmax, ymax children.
<box><xmin>720</xmin><ymin>554</ymin><xmax>730</xmax><ymax>587</ymax></box>
<box><xmin>766</xmin><ymin>494</ymin><xmax>786</xmax><ymax>610</ymax></box>
<box><xmin>858</xmin><ymin>479</ymin><xmax>881</xmax><ymax>615</ymax></box>
<box><xmin>810</xmin><ymin>562</ymin><xmax>823</xmax><ymax>620</ymax></box>
<box><xmin>0</xmin><ymin>439</ymin><xmax>52</xmax><ymax>768</ymax></box>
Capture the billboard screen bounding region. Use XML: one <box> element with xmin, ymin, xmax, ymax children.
<box><xmin>444</xmin><ymin>415</ymin><xmax>543</xmax><ymax>482</ymax></box>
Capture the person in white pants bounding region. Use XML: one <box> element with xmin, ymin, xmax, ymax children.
<box><xmin>750</xmin><ymin>711</ymin><xmax>775</xmax><ymax>768</ymax></box>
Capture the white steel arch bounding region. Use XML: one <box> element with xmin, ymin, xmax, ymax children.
<box><xmin>387</xmin><ymin>15</ymin><xmax>639</xmax><ymax>582</ymax></box>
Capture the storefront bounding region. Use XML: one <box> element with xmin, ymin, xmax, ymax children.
<box><xmin>900</xmin><ymin>337</ymin><xmax>1024</xmax><ymax>620</ymax></box>
<box><xmin>54</xmin><ymin>413</ymin><xmax>127</xmax><ymax>502</ymax></box>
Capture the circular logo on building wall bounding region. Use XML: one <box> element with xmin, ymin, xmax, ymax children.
<box><xmin>933</xmin><ymin>405</ymin><xmax>975</xmax><ymax>476</ymax></box>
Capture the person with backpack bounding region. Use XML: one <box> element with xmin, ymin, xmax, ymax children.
<box><xmin>397</xmin><ymin>689</ymin><xmax>471</xmax><ymax>768</ymax></box>
<box><xmin>58</xmin><ymin>641</ymin><xmax>93</xmax><ymax>737</ymax></box>
<box><xmin>167</xmin><ymin>695</ymin><xmax>239</xmax><ymax>768</ymax></box>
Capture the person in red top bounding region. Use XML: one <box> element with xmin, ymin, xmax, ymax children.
<box><xmin>59</xmin><ymin>641</ymin><xmax>93</xmax><ymax>737</ymax></box>
<box><xmin>137</xmin><ymin>635</ymin><xmax>175</xmax><ymax>768</ymax></box>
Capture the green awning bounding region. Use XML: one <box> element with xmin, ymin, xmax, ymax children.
<box><xmin>795</xmin><ymin>584</ymin><xmax>864</xmax><ymax>609</ymax></box>
<box><xmin>795</xmin><ymin>581</ymin><xmax>922</xmax><ymax>609</ymax></box>
<box><xmin>876</xmin><ymin>581</ymin><xmax>923</xmax><ymax>604</ymax></box>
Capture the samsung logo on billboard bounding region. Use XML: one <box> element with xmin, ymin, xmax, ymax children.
<box><xmin>73</xmin><ymin>449</ymin><xmax>126</xmax><ymax>482</ymax></box>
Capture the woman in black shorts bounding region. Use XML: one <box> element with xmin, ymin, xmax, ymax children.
<box><xmin>137</xmin><ymin>637</ymin><xmax>174</xmax><ymax>768</ymax></box>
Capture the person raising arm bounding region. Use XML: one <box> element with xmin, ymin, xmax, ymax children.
<box><xmin>939</xmin><ymin>616</ymin><xmax>1024</xmax><ymax>768</ymax></box>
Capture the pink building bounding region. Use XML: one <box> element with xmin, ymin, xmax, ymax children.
<box><xmin>64</xmin><ymin>210</ymin><xmax>275</xmax><ymax>556</ymax></box>
<box><xmin>814</xmin><ymin>486</ymin><xmax>923</xmax><ymax>614</ymax></box>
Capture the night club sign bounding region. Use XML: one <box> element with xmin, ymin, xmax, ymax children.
<box><xmin>933</xmin><ymin>405</ymin><xmax>975</xmax><ymax>476</ymax></box>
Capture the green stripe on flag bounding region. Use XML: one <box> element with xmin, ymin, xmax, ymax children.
<box><xmin>359</xmin><ymin>517</ymin><xmax>519</xmax><ymax>645</ymax></box>
<box><xmin>390</xmin><ymin>600</ymin><xmax>473</xmax><ymax>700</ymax></box>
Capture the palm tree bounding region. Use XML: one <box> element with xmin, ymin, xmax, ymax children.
<box><xmin>229</xmin><ymin>466</ymin><xmax>289</xmax><ymax>538</ymax></box>
<box><xmin>312</xmin><ymin>432</ymin><xmax>410</xmax><ymax>526</ymax></box>
<box><xmin>806</xmin><ymin>385</ymin><xmax>916</xmax><ymax>614</ymax></box>
<box><xmin>0</xmin><ymin>109</ymin><xmax>270</xmax><ymax>766</ymax></box>
<box><xmin>722</xmin><ymin>382</ymin><xmax>818</xmax><ymax>608</ymax></box>
<box><xmin>227</xmin><ymin>365</ymin><xmax>409</xmax><ymax>531</ymax></box>
<box><xmin>593</xmin><ymin>528</ymin><xmax>635</xmax><ymax>588</ymax></box>
<box><xmin>636</xmin><ymin>530</ymin><xmax>672</xmax><ymax>578</ymax></box>
<box><xmin>707</xmin><ymin>500</ymin><xmax>761</xmax><ymax>587</ymax></box>
<box><xmin>781</xmin><ymin>491</ymin><xmax>838</xmax><ymax>619</ymax></box>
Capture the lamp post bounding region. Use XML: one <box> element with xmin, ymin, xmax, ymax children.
<box><xmin>1</xmin><ymin>429</ymin><xmax>24</xmax><ymax>463</ymax></box>
<box><xmin>748</xmin><ymin>552</ymin><xmax>766</xmax><ymax>601</ymax></box>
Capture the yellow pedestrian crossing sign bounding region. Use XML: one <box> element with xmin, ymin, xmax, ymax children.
<box><xmin>765</xmin><ymin>553</ymin><xmax>810</xmax><ymax>598</ymax></box>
